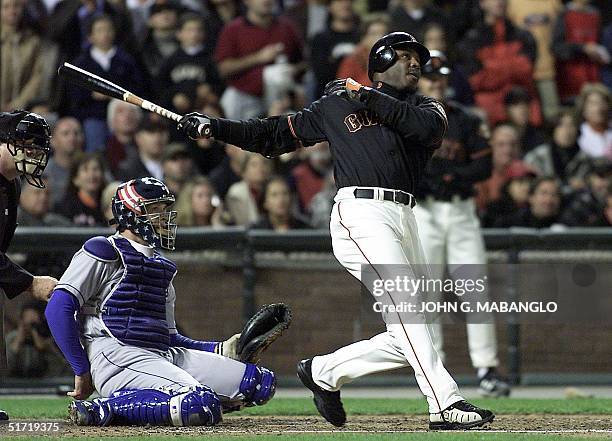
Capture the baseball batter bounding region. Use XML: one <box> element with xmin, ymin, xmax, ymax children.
<box><xmin>413</xmin><ymin>51</ymin><xmax>510</xmax><ymax>397</ymax></box>
<box><xmin>179</xmin><ymin>32</ymin><xmax>495</xmax><ymax>430</ymax></box>
<box><xmin>45</xmin><ymin>177</ymin><xmax>276</xmax><ymax>427</ymax></box>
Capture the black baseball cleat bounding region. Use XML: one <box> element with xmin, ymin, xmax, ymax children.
<box><xmin>429</xmin><ymin>400</ymin><xmax>495</xmax><ymax>430</ymax></box>
<box><xmin>479</xmin><ymin>368</ymin><xmax>511</xmax><ymax>398</ymax></box>
<box><xmin>297</xmin><ymin>358</ymin><xmax>346</xmax><ymax>427</ymax></box>
<box><xmin>0</xmin><ymin>409</ymin><xmax>8</xmax><ymax>421</ymax></box>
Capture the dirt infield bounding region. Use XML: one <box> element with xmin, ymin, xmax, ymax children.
<box><xmin>3</xmin><ymin>414</ymin><xmax>611</xmax><ymax>437</ymax></box>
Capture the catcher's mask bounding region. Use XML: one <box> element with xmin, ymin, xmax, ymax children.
<box><xmin>111</xmin><ymin>177</ymin><xmax>177</xmax><ymax>250</ymax></box>
<box><xmin>0</xmin><ymin>111</ymin><xmax>51</xmax><ymax>188</ymax></box>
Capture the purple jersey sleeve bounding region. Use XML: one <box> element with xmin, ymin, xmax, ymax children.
<box><xmin>45</xmin><ymin>289</ymin><xmax>90</xmax><ymax>376</ymax></box>
<box><xmin>170</xmin><ymin>333</ymin><xmax>218</xmax><ymax>353</ymax></box>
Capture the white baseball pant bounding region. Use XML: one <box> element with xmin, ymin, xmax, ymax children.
<box><xmin>311</xmin><ymin>187</ymin><xmax>464</xmax><ymax>413</ymax></box>
<box><xmin>412</xmin><ymin>197</ymin><xmax>498</xmax><ymax>369</ymax></box>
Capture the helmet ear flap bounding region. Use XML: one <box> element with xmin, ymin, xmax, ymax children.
<box><xmin>368</xmin><ymin>45</ymin><xmax>397</xmax><ymax>80</ymax></box>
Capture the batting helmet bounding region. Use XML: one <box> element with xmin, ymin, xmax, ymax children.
<box><xmin>0</xmin><ymin>110</ymin><xmax>51</xmax><ymax>188</ymax></box>
<box><xmin>111</xmin><ymin>177</ymin><xmax>177</xmax><ymax>250</ymax></box>
<box><xmin>368</xmin><ymin>32</ymin><xmax>430</xmax><ymax>81</ymax></box>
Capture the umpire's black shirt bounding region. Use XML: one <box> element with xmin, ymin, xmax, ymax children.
<box><xmin>208</xmin><ymin>82</ymin><xmax>447</xmax><ymax>195</ymax></box>
<box><xmin>0</xmin><ymin>174</ymin><xmax>33</xmax><ymax>299</ymax></box>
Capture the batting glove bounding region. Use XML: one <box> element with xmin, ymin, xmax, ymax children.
<box><xmin>323</xmin><ymin>78</ymin><xmax>369</xmax><ymax>101</ymax></box>
<box><xmin>178</xmin><ymin>112</ymin><xmax>212</xmax><ymax>140</ymax></box>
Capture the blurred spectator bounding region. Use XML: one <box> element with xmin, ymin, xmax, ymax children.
<box><xmin>575</xmin><ymin>83</ymin><xmax>612</xmax><ymax>159</ymax></box>
<box><xmin>603</xmin><ymin>184</ymin><xmax>612</xmax><ymax>225</ymax></box>
<box><xmin>291</xmin><ymin>141</ymin><xmax>332</xmax><ymax>213</ymax></box>
<box><xmin>17</xmin><ymin>180</ymin><xmax>71</xmax><ymax>227</ymax></box>
<box><xmin>494</xmin><ymin>176</ymin><xmax>561</xmax><ymax>227</ymax></box>
<box><xmin>175</xmin><ymin>176</ymin><xmax>225</xmax><ymax>226</ymax></box>
<box><xmin>204</xmin><ymin>0</ymin><xmax>243</xmax><ymax>50</ymax></box>
<box><xmin>481</xmin><ymin>167</ymin><xmax>535</xmax><ymax>227</ymax></box>
<box><xmin>475</xmin><ymin>123</ymin><xmax>536</xmax><ymax>209</ymax></box>
<box><xmin>336</xmin><ymin>13</ymin><xmax>390</xmax><ymax>86</ymax></box>
<box><xmin>116</xmin><ymin>116</ymin><xmax>169</xmax><ymax>181</ymax></box>
<box><xmin>504</xmin><ymin>87</ymin><xmax>547</xmax><ymax>151</ymax></box>
<box><xmin>105</xmin><ymin>99</ymin><xmax>143</xmax><ymax>174</ymax></box>
<box><xmin>44</xmin><ymin>117</ymin><xmax>85</xmax><ymax>207</ymax></box>
<box><xmin>421</xmin><ymin>25</ymin><xmax>474</xmax><ymax>105</ymax></box>
<box><xmin>215</xmin><ymin>0</ymin><xmax>303</xmax><ymax>119</ymax></box>
<box><xmin>560</xmin><ymin>161</ymin><xmax>612</xmax><ymax>226</ymax></box>
<box><xmin>188</xmin><ymin>103</ymin><xmax>226</xmax><ymax>175</ymax></box>
<box><xmin>524</xmin><ymin>109</ymin><xmax>591</xmax><ymax>194</ymax></box>
<box><xmin>251</xmin><ymin>176</ymin><xmax>309</xmax><ymax>230</ymax></box>
<box><xmin>156</xmin><ymin>13</ymin><xmax>223</xmax><ymax>114</ymax></box>
<box><xmin>602</xmin><ymin>22</ymin><xmax>612</xmax><ymax>90</ymax></box>
<box><xmin>457</xmin><ymin>0</ymin><xmax>541</xmax><ymax>127</ymax></box>
<box><xmin>225</xmin><ymin>153</ymin><xmax>273</xmax><ymax>225</ymax></box>
<box><xmin>209</xmin><ymin>143</ymin><xmax>247</xmax><ymax>198</ymax></box>
<box><xmin>69</xmin><ymin>14</ymin><xmax>144</xmax><ymax>151</ymax></box>
<box><xmin>54</xmin><ymin>153</ymin><xmax>107</xmax><ymax>226</ymax></box>
<box><xmin>310</xmin><ymin>0</ymin><xmax>360</xmax><ymax>99</ymax></box>
<box><xmin>552</xmin><ymin>0</ymin><xmax>610</xmax><ymax>104</ymax></box>
<box><xmin>101</xmin><ymin>180</ymin><xmax>120</xmax><ymax>222</ymax></box>
<box><xmin>389</xmin><ymin>0</ymin><xmax>447</xmax><ymax>42</ymax></box>
<box><xmin>309</xmin><ymin>170</ymin><xmax>335</xmax><ymax>228</ymax></box>
<box><xmin>26</xmin><ymin>100</ymin><xmax>59</xmax><ymax>128</ymax></box>
<box><xmin>1</xmin><ymin>0</ymin><xmax>43</xmax><ymax>111</ymax></box>
<box><xmin>6</xmin><ymin>302</ymin><xmax>65</xmax><ymax>377</ymax></box>
<box><xmin>139</xmin><ymin>2</ymin><xmax>181</xmax><ymax>79</ymax></box>
<box><xmin>507</xmin><ymin>0</ymin><xmax>562</xmax><ymax>122</ymax></box>
<box><xmin>47</xmin><ymin>0</ymin><xmax>134</xmax><ymax>64</ymax></box>
<box><xmin>162</xmin><ymin>143</ymin><xmax>194</xmax><ymax>195</ymax></box>
<box><xmin>283</xmin><ymin>0</ymin><xmax>328</xmax><ymax>43</ymax></box>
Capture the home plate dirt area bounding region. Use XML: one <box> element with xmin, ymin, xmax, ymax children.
<box><xmin>8</xmin><ymin>414</ymin><xmax>609</xmax><ymax>437</ymax></box>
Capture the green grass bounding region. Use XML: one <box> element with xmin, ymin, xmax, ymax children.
<box><xmin>1</xmin><ymin>397</ymin><xmax>611</xmax><ymax>419</ymax></box>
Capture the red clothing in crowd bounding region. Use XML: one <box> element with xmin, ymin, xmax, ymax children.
<box><xmin>336</xmin><ymin>45</ymin><xmax>371</xmax><ymax>86</ymax></box>
<box><xmin>553</xmin><ymin>5</ymin><xmax>603</xmax><ymax>100</ymax></box>
<box><xmin>214</xmin><ymin>17</ymin><xmax>303</xmax><ymax>97</ymax></box>
<box><xmin>458</xmin><ymin>18</ymin><xmax>542</xmax><ymax>126</ymax></box>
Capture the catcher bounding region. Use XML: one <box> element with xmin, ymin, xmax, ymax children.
<box><xmin>44</xmin><ymin>177</ymin><xmax>291</xmax><ymax>427</ymax></box>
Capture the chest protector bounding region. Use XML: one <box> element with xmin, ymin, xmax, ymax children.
<box><xmin>101</xmin><ymin>237</ymin><xmax>177</xmax><ymax>351</ymax></box>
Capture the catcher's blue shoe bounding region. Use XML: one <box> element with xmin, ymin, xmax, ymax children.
<box><xmin>68</xmin><ymin>400</ymin><xmax>111</xmax><ymax>426</ymax></box>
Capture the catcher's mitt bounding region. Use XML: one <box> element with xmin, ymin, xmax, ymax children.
<box><xmin>236</xmin><ymin>303</ymin><xmax>292</xmax><ymax>363</ymax></box>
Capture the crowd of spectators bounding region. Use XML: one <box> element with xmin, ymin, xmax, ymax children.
<box><xmin>1</xmin><ymin>0</ymin><xmax>611</xmax><ymax>231</ymax></box>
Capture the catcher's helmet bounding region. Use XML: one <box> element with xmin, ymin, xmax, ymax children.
<box><xmin>111</xmin><ymin>177</ymin><xmax>177</xmax><ymax>250</ymax></box>
<box><xmin>422</xmin><ymin>50</ymin><xmax>452</xmax><ymax>77</ymax></box>
<box><xmin>0</xmin><ymin>110</ymin><xmax>51</xmax><ymax>188</ymax></box>
<box><xmin>368</xmin><ymin>32</ymin><xmax>431</xmax><ymax>80</ymax></box>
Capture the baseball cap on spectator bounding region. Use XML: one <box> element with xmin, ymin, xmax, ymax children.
<box><xmin>422</xmin><ymin>50</ymin><xmax>451</xmax><ymax>77</ymax></box>
<box><xmin>505</xmin><ymin>160</ymin><xmax>538</xmax><ymax>179</ymax></box>
<box><xmin>136</xmin><ymin>114</ymin><xmax>169</xmax><ymax>133</ymax></box>
<box><xmin>162</xmin><ymin>143</ymin><xmax>190</xmax><ymax>162</ymax></box>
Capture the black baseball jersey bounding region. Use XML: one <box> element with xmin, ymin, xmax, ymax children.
<box><xmin>416</xmin><ymin>101</ymin><xmax>492</xmax><ymax>200</ymax></box>
<box><xmin>0</xmin><ymin>174</ymin><xmax>34</xmax><ymax>299</ymax></box>
<box><xmin>208</xmin><ymin>82</ymin><xmax>447</xmax><ymax>194</ymax></box>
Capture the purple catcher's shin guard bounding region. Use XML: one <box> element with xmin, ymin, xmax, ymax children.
<box><xmin>239</xmin><ymin>364</ymin><xmax>276</xmax><ymax>406</ymax></box>
<box><xmin>69</xmin><ymin>386</ymin><xmax>222</xmax><ymax>427</ymax></box>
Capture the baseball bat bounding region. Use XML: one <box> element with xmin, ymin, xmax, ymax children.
<box><xmin>58</xmin><ymin>63</ymin><xmax>209</xmax><ymax>136</ymax></box>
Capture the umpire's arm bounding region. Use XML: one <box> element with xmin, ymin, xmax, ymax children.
<box><xmin>0</xmin><ymin>251</ymin><xmax>34</xmax><ymax>299</ymax></box>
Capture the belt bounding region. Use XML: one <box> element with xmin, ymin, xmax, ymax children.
<box><xmin>353</xmin><ymin>188</ymin><xmax>416</xmax><ymax>208</ymax></box>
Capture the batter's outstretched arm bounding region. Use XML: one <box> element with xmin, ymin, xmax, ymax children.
<box><xmin>178</xmin><ymin>101</ymin><xmax>327</xmax><ymax>158</ymax></box>
<box><xmin>363</xmin><ymin>91</ymin><xmax>448</xmax><ymax>147</ymax></box>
